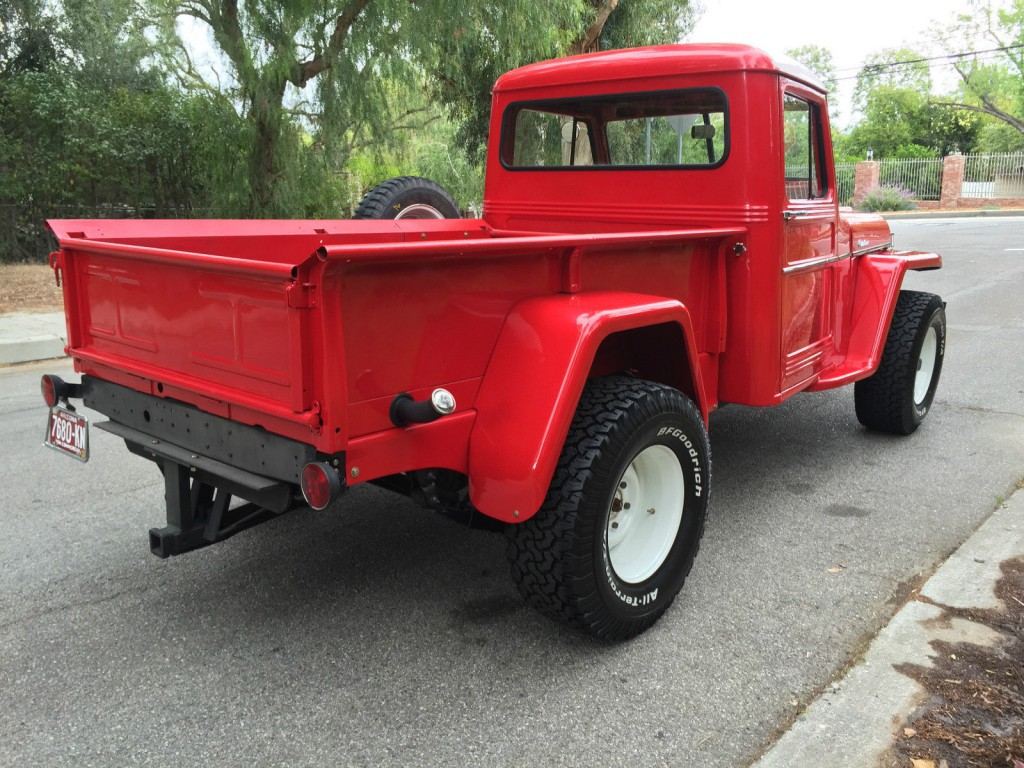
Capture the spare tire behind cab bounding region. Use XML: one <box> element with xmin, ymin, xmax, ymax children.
<box><xmin>353</xmin><ymin>176</ymin><xmax>461</xmax><ymax>220</ymax></box>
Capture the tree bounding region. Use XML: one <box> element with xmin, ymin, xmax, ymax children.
<box><xmin>152</xmin><ymin>2</ymin><xmax>569</xmax><ymax>213</ymax></box>
<box><xmin>0</xmin><ymin>0</ymin><xmax>256</xmax><ymax>263</ymax></box>
<box><xmin>930</xmin><ymin>0</ymin><xmax>1024</xmax><ymax>137</ymax></box>
<box><xmin>0</xmin><ymin>0</ymin><xmax>66</xmax><ymax>76</ymax></box>
<box><xmin>842</xmin><ymin>85</ymin><xmax>981</xmax><ymax>158</ymax></box>
<box><xmin>153</xmin><ymin>0</ymin><xmax>698</xmax><ymax>214</ymax></box>
<box><xmin>785</xmin><ymin>44</ymin><xmax>837</xmax><ymax>92</ymax></box>
<box><xmin>786</xmin><ymin>44</ymin><xmax>838</xmax><ymax>121</ymax></box>
<box><xmin>853</xmin><ymin>48</ymin><xmax>932</xmax><ymax>113</ymax></box>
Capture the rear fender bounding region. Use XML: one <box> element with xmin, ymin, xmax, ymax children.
<box><xmin>467</xmin><ymin>291</ymin><xmax>708</xmax><ymax>523</ymax></box>
<box><xmin>811</xmin><ymin>250</ymin><xmax>942</xmax><ymax>390</ymax></box>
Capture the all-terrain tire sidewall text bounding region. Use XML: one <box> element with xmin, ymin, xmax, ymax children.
<box><xmin>507</xmin><ymin>376</ymin><xmax>710</xmax><ymax>641</ymax></box>
<box><xmin>593</xmin><ymin>410</ymin><xmax>709</xmax><ymax>625</ymax></box>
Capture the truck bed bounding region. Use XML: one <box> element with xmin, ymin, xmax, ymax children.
<box><xmin>49</xmin><ymin>218</ymin><xmax>741</xmax><ymax>460</ymax></box>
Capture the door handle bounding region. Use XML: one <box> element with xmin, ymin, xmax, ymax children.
<box><xmin>783</xmin><ymin>211</ymin><xmax>809</xmax><ymax>221</ymax></box>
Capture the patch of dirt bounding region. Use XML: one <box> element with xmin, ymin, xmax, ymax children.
<box><xmin>886</xmin><ymin>557</ymin><xmax>1024</xmax><ymax>768</ymax></box>
<box><xmin>0</xmin><ymin>264</ymin><xmax>63</xmax><ymax>314</ymax></box>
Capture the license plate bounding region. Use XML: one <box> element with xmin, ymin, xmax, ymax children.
<box><xmin>44</xmin><ymin>406</ymin><xmax>89</xmax><ymax>462</ymax></box>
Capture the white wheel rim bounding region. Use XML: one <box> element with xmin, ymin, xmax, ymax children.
<box><xmin>914</xmin><ymin>326</ymin><xmax>938</xmax><ymax>405</ymax></box>
<box><xmin>394</xmin><ymin>203</ymin><xmax>445</xmax><ymax>220</ymax></box>
<box><xmin>606</xmin><ymin>445</ymin><xmax>686</xmax><ymax>584</ymax></box>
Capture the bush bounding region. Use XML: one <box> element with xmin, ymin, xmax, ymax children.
<box><xmin>857</xmin><ymin>186</ymin><xmax>917</xmax><ymax>212</ymax></box>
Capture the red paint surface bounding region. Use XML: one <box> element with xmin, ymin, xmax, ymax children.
<box><xmin>47</xmin><ymin>44</ymin><xmax>941</xmax><ymax>521</ymax></box>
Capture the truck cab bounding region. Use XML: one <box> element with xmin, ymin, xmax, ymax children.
<box><xmin>482</xmin><ymin>44</ymin><xmax>925</xmax><ymax>406</ymax></box>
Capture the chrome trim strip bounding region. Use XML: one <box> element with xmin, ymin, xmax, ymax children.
<box><xmin>783</xmin><ymin>253</ymin><xmax>847</xmax><ymax>274</ymax></box>
<box><xmin>851</xmin><ymin>241</ymin><xmax>893</xmax><ymax>257</ymax></box>
<box><xmin>782</xmin><ymin>241</ymin><xmax>893</xmax><ymax>275</ymax></box>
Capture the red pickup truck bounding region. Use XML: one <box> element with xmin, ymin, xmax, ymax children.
<box><xmin>42</xmin><ymin>44</ymin><xmax>945</xmax><ymax>640</ymax></box>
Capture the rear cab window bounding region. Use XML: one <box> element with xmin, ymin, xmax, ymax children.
<box><xmin>502</xmin><ymin>88</ymin><xmax>728</xmax><ymax>170</ymax></box>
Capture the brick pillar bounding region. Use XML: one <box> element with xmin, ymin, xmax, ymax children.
<box><xmin>853</xmin><ymin>161</ymin><xmax>880</xmax><ymax>205</ymax></box>
<box><xmin>940</xmin><ymin>154</ymin><xmax>965</xmax><ymax>209</ymax></box>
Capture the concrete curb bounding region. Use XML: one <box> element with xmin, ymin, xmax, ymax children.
<box><xmin>750</xmin><ymin>487</ymin><xmax>1024</xmax><ymax>767</ymax></box>
<box><xmin>0</xmin><ymin>312</ymin><xmax>67</xmax><ymax>365</ymax></box>
<box><xmin>884</xmin><ymin>208</ymin><xmax>1024</xmax><ymax>220</ymax></box>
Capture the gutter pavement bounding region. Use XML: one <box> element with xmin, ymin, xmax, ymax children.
<box><xmin>751</xmin><ymin>486</ymin><xmax>1024</xmax><ymax>767</ymax></box>
<box><xmin>883</xmin><ymin>208</ymin><xmax>1024</xmax><ymax>220</ymax></box>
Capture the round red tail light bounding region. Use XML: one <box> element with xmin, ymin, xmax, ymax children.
<box><xmin>300</xmin><ymin>462</ymin><xmax>341</xmax><ymax>511</ymax></box>
<box><xmin>41</xmin><ymin>375</ymin><xmax>61</xmax><ymax>407</ymax></box>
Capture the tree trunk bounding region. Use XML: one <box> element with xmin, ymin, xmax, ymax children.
<box><xmin>247</xmin><ymin>81</ymin><xmax>287</xmax><ymax>215</ymax></box>
<box><xmin>569</xmin><ymin>0</ymin><xmax>620</xmax><ymax>56</ymax></box>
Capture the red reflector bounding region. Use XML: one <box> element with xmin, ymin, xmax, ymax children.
<box><xmin>301</xmin><ymin>462</ymin><xmax>340</xmax><ymax>511</ymax></box>
<box><xmin>41</xmin><ymin>375</ymin><xmax>58</xmax><ymax>407</ymax></box>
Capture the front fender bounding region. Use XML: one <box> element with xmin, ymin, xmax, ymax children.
<box><xmin>811</xmin><ymin>249</ymin><xmax>942</xmax><ymax>390</ymax></box>
<box><xmin>467</xmin><ymin>291</ymin><xmax>707</xmax><ymax>523</ymax></box>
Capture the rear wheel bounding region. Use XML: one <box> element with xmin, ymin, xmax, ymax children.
<box><xmin>353</xmin><ymin>176</ymin><xmax>460</xmax><ymax>220</ymax></box>
<box><xmin>855</xmin><ymin>290</ymin><xmax>946</xmax><ymax>435</ymax></box>
<box><xmin>507</xmin><ymin>376</ymin><xmax>710</xmax><ymax>641</ymax></box>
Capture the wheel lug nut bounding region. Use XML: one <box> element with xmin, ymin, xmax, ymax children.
<box><xmin>623</xmin><ymin>503</ymin><xmax>630</xmax><ymax>510</ymax></box>
<box><xmin>619</xmin><ymin>482</ymin><xmax>627</xmax><ymax>489</ymax></box>
<box><xmin>648</xmin><ymin>507</ymin><xmax>656</xmax><ymax>515</ymax></box>
<box><xmin>611</xmin><ymin>522</ymin><xmax>619</xmax><ymax>529</ymax></box>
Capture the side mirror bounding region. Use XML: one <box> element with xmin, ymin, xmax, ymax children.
<box><xmin>691</xmin><ymin>124</ymin><xmax>716</xmax><ymax>140</ymax></box>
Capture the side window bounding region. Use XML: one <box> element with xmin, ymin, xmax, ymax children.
<box><xmin>783</xmin><ymin>94</ymin><xmax>827</xmax><ymax>200</ymax></box>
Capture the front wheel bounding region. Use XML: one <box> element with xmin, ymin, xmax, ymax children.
<box><xmin>506</xmin><ymin>376</ymin><xmax>710</xmax><ymax>641</ymax></box>
<box><xmin>854</xmin><ymin>290</ymin><xmax>946</xmax><ymax>435</ymax></box>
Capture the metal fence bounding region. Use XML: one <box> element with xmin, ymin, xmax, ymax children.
<box><xmin>877</xmin><ymin>157</ymin><xmax>943</xmax><ymax>201</ymax></box>
<box><xmin>834</xmin><ymin>163</ymin><xmax>855</xmax><ymax>206</ymax></box>
<box><xmin>961</xmin><ymin>152</ymin><xmax>1024</xmax><ymax>199</ymax></box>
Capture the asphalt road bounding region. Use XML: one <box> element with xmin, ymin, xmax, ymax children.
<box><xmin>2</xmin><ymin>218</ymin><xmax>1023</xmax><ymax>768</ymax></box>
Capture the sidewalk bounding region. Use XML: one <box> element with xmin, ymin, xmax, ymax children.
<box><xmin>0</xmin><ymin>311</ymin><xmax>67</xmax><ymax>365</ymax></box>
<box><xmin>751</xmin><ymin>486</ymin><xmax>1024</xmax><ymax>767</ymax></box>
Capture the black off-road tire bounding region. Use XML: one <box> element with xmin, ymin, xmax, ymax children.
<box><xmin>855</xmin><ymin>290</ymin><xmax>946</xmax><ymax>435</ymax></box>
<box><xmin>506</xmin><ymin>376</ymin><xmax>710</xmax><ymax>641</ymax></box>
<box><xmin>353</xmin><ymin>176</ymin><xmax>460</xmax><ymax>220</ymax></box>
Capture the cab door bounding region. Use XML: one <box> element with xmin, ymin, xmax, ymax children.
<box><xmin>779</xmin><ymin>84</ymin><xmax>836</xmax><ymax>392</ymax></box>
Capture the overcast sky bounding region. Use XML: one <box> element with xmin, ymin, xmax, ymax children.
<box><xmin>689</xmin><ymin>0</ymin><xmax>975</xmax><ymax>127</ymax></box>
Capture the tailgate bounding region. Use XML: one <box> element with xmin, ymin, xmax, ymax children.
<box><xmin>48</xmin><ymin>221</ymin><xmax>319</xmax><ymax>429</ymax></box>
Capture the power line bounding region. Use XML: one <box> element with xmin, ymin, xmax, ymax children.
<box><xmin>834</xmin><ymin>51</ymin><xmax>1016</xmax><ymax>82</ymax></box>
<box><xmin>830</xmin><ymin>43</ymin><xmax>1024</xmax><ymax>81</ymax></box>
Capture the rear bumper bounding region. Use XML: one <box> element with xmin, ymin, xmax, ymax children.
<box><xmin>78</xmin><ymin>376</ymin><xmax>346</xmax><ymax>557</ymax></box>
<box><xmin>82</xmin><ymin>375</ymin><xmax>329</xmax><ymax>484</ymax></box>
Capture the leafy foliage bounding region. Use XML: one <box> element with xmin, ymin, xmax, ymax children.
<box><xmin>853</xmin><ymin>48</ymin><xmax>932</xmax><ymax>113</ymax></box>
<box><xmin>785</xmin><ymin>44</ymin><xmax>837</xmax><ymax>92</ymax></box>
<box><xmin>857</xmin><ymin>186</ymin><xmax>917</xmax><ymax>212</ymax></box>
<box><xmin>843</xmin><ymin>86</ymin><xmax>981</xmax><ymax>158</ymax></box>
<box><xmin>1</xmin><ymin>0</ymin><xmax>698</xmax><ymax>261</ymax></box>
<box><xmin>149</xmin><ymin>0</ymin><xmax>698</xmax><ymax>213</ymax></box>
<box><xmin>928</xmin><ymin>1</ymin><xmax>1024</xmax><ymax>139</ymax></box>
